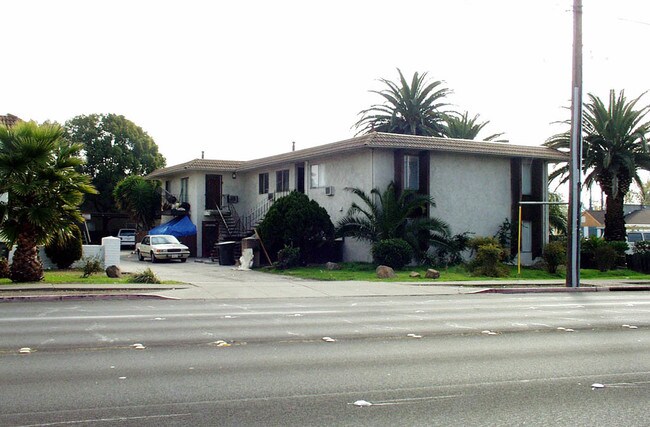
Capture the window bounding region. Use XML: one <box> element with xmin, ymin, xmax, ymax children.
<box><xmin>404</xmin><ymin>155</ymin><xmax>419</xmax><ymax>190</ymax></box>
<box><xmin>276</xmin><ymin>169</ymin><xmax>289</xmax><ymax>192</ymax></box>
<box><xmin>165</xmin><ymin>180</ymin><xmax>170</xmax><ymax>193</ymax></box>
<box><xmin>310</xmin><ymin>164</ymin><xmax>326</xmax><ymax>188</ymax></box>
<box><xmin>180</xmin><ymin>177</ymin><xmax>189</xmax><ymax>204</ymax></box>
<box><xmin>522</xmin><ymin>160</ymin><xmax>532</xmax><ymax>196</ymax></box>
<box><xmin>521</xmin><ymin>221</ymin><xmax>532</xmax><ymax>253</ymax></box>
<box><xmin>259</xmin><ymin>173</ymin><xmax>269</xmax><ymax>194</ymax></box>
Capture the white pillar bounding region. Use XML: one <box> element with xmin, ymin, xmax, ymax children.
<box><xmin>102</xmin><ymin>236</ymin><xmax>121</xmax><ymax>267</ymax></box>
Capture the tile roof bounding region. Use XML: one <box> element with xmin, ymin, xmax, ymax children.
<box><xmin>625</xmin><ymin>208</ymin><xmax>650</xmax><ymax>225</ymax></box>
<box><xmin>146</xmin><ymin>132</ymin><xmax>568</xmax><ymax>178</ymax></box>
<box><xmin>146</xmin><ymin>158</ymin><xmax>245</xmax><ymax>179</ymax></box>
<box><xmin>0</xmin><ymin>114</ymin><xmax>22</xmax><ymax>128</ymax></box>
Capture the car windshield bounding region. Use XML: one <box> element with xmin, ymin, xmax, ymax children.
<box><xmin>120</xmin><ymin>230</ymin><xmax>135</xmax><ymax>236</ymax></box>
<box><xmin>151</xmin><ymin>236</ymin><xmax>180</xmax><ymax>245</ymax></box>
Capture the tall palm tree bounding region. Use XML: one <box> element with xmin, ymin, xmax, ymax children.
<box><xmin>0</xmin><ymin>121</ymin><xmax>96</xmax><ymax>282</ymax></box>
<box><xmin>545</xmin><ymin>90</ymin><xmax>650</xmax><ymax>241</ymax></box>
<box><xmin>442</xmin><ymin>111</ymin><xmax>507</xmax><ymax>142</ymax></box>
<box><xmin>354</xmin><ymin>69</ymin><xmax>451</xmax><ymax>137</ymax></box>
<box><xmin>337</xmin><ymin>182</ymin><xmax>450</xmax><ymax>259</ymax></box>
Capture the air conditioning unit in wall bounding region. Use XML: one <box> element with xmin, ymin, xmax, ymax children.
<box><xmin>325</xmin><ymin>186</ymin><xmax>335</xmax><ymax>196</ymax></box>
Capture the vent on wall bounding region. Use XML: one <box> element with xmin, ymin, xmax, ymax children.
<box><xmin>325</xmin><ymin>186</ymin><xmax>335</xmax><ymax>196</ymax></box>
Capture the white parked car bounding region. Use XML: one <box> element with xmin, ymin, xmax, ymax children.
<box><xmin>117</xmin><ymin>228</ymin><xmax>136</xmax><ymax>249</ymax></box>
<box><xmin>136</xmin><ymin>234</ymin><xmax>190</xmax><ymax>263</ymax></box>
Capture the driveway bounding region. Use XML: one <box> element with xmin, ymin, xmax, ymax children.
<box><xmin>119</xmin><ymin>251</ymin><xmax>477</xmax><ymax>299</ymax></box>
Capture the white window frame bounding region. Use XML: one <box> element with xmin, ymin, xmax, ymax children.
<box><xmin>522</xmin><ymin>160</ymin><xmax>532</xmax><ymax>196</ymax></box>
<box><xmin>521</xmin><ymin>220</ymin><xmax>532</xmax><ymax>253</ymax></box>
<box><xmin>310</xmin><ymin>164</ymin><xmax>326</xmax><ymax>188</ymax></box>
<box><xmin>404</xmin><ymin>155</ymin><xmax>419</xmax><ymax>190</ymax></box>
<box><xmin>180</xmin><ymin>177</ymin><xmax>189</xmax><ymax>204</ymax></box>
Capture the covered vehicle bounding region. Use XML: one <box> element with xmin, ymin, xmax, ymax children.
<box><xmin>136</xmin><ymin>234</ymin><xmax>190</xmax><ymax>263</ymax></box>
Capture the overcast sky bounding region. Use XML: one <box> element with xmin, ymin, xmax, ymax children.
<box><xmin>4</xmin><ymin>1</ymin><xmax>650</xmax><ymax>168</ymax></box>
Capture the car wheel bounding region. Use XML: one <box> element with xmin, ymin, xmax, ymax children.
<box><xmin>137</xmin><ymin>250</ymin><xmax>144</xmax><ymax>261</ymax></box>
<box><xmin>180</xmin><ymin>258</ymin><xmax>187</xmax><ymax>263</ymax></box>
<box><xmin>151</xmin><ymin>252</ymin><xmax>157</xmax><ymax>263</ymax></box>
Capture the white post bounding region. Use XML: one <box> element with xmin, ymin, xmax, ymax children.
<box><xmin>102</xmin><ymin>236</ymin><xmax>121</xmax><ymax>267</ymax></box>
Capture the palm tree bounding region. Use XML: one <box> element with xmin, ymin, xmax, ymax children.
<box><xmin>442</xmin><ymin>111</ymin><xmax>507</xmax><ymax>142</ymax></box>
<box><xmin>548</xmin><ymin>192</ymin><xmax>568</xmax><ymax>236</ymax></box>
<box><xmin>113</xmin><ymin>175</ymin><xmax>160</xmax><ymax>231</ymax></box>
<box><xmin>0</xmin><ymin>121</ymin><xmax>96</xmax><ymax>282</ymax></box>
<box><xmin>337</xmin><ymin>182</ymin><xmax>450</xmax><ymax>259</ymax></box>
<box><xmin>354</xmin><ymin>69</ymin><xmax>452</xmax><ymax>137</ymax></box>
<box><xmin>545</xmin><ymin>90</ymin><xmax>650</xmax><ymax>241</ymax></box>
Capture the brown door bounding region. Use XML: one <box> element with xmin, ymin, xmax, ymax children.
<box><xmin>202</xmin><ymin>221</ymin><xmax>219</xmax><ymax>258</ymax></box>
<box><xmin>205</xmin><ymin>174</ymin><xmax>222</xmax><ymax>209</ymax></box>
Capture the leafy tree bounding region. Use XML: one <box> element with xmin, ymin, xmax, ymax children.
<box><xmin>0</xmin><ymin>121</ymin><xmax>96</xmax><ymax>282</ymax></box>
<box><xmin>625</xmin><ymin>179</ymin><xmax>650</xmax><ymax>205</ymax></box>
<box><xmin>354</xmin><ymin>69</ymin><xmax>451</xmax><ymax>137</ymax></box>
<box><xmin>113</xmin><ymin>176</ymin><xmax>160</xmax><ymax>231</ymax></box>
<box><xmin>548</xmin><ymin>192</ymin><xmax>568</xmax><ymax>236</ymax></box>
<box><xmin>65</xmin><ymin>114</ymin><xmax>166</xmax><ymax>213</ymax></box>
<box><xmin>545</xmin><ymin>90</ymin><xmax>650</xmax><ymax>241</ymax></box>
<box><xmin>257</xmin><ymin>192</ymin><xmax>335</xmax><ymax>263</ymax></box>
<box><xmin>337</xmin><ymin>182</ymin><xmax>450</xmax><ymax>260</ymax></box>
<box><xmin>442</xmin><ymin>111</ymin><xmax>507</xmax><ymax>142</ymax></box>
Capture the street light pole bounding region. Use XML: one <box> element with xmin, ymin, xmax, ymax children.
<box><xmin>566</xmin><ymin>0</ymin><xmax>583</xmax><ymax>288</ymax></box>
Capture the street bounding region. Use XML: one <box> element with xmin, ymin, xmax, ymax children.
<box><xmin>1</xmin><ymin>293</ymin><xmax>649</xmax><ymax>426</ymax></box>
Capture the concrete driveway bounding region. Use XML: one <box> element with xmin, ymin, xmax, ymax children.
<box><xmin>119</xmin><ymin>251</ymin><xmax>478</xmax><ymax>299</ymax></box>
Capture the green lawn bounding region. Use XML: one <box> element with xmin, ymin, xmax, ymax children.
<box><xmin>0</xmin><ymin>270</ymin><xmax>178</xmax><ymax>285</ymax></box>
<box><xmin>270</xmin><ymin>263</ymin><xmax>650</xmax><ymax>283</ymax></box>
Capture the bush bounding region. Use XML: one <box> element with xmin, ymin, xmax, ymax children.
<box><xmin>45</xmin><ymin>225</ymin><xmax>83</xmax><ymax>269</ymax></box>
<box><xmin>581</xmin><ymin>236</ymin><xmax>627</xmax><ymax>269</ymax></box>
<box><xmin>0</xmin><ymin>257</ymin><xmax>9</xmax><ymax>279</ymax></box>
<box><xmin>543</xmin><ymin>241</ymin><xmax>566</xmax><ymax>274</ymax></box>
<box><xmin>132</xmin><ymin>268</ymin><xmax>161</xmax><ymax>284</ymax></box>
<box><xmin>276</xmin><ymin>246</ymin><xmax>301</xmax><ymax>270</ymax></box>
<box><xmin>633</xmin><ymin>240</ymin><xmax>650</xmax><ymax>254</ymax></box>
<box><xmin>81</xmin><ymin>256</ymin><xmax>104</xmax><ymax>278</ymax></box>
<box><xmin>372</xmin><ymin>238</ymin><xmax>413</xmax><ymax>269</ymax></box>
<box><xmin>594</xmin><ymin>245</ymin><xmax>617</xmax><ymax>272</ymax></box>
<box><xmin>431</xmin><ymin>232</ymin><xmax>472</xmax><ymax>267</ymax></box>
<box><xmin>468</xmin><ymin>242</ymin><xmax>509</xmax><ymax>277</ymax></box>
<box><xmin>257</xmin><ymin>192</ymin><xmax>335</xmax><ymax>264</ymax></box>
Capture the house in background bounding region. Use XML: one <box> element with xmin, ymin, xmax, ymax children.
<box><xmin>146</xmin><ymin>132</ymin><xmax>567</xmax><ymax>264</ymax></box>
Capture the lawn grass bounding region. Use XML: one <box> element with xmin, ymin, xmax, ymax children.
<box><xmin>270</xmin><ymin>262</ymin><xmax>650</xmax><ymax>283</ymax></box>
<box><xmin>0</xmin><ymin>269</ymin><xmax>178</xmax><ymax>285</ymax></box>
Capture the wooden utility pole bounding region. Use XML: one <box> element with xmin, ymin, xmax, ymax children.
<box><xmin>566</xmin><ymin>0</ymin><xmax>583</xmax><ymax>287</ymax></box>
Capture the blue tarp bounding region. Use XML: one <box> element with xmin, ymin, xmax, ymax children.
<box><xmin>149</xmin><ymin>216</ymin><xmax>197</xmax><ymax>237</ymax></box>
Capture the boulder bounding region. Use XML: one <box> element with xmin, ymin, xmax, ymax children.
<box><xmin>425</xmin><ymin>268</ymin><xmax>440</xmax><ymax>279</ymax></box>
<box><xmin>105</xmin><ymin>265</ymin><xmax>122</xmax><ymax>278</ymax></box>
<box><xmin>409</xmin><ymin>271</ymin><xmax>421</xmax><ymax>278</ymax></box>
<box><xmin>376</xmin><ymin>265</ymin><xmax>396</xmax><ymax>279</ymax></box>
<box><xmin>325</xmin><ymin>262</ymin><xmax>341</xmax><ymax>271</ymax></box>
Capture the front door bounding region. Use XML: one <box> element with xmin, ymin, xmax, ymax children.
<box><xmin>296</xmin><ymin>164</ymin><xmax>305</xmax><ymax>193</ymax></box>
<box><xmin>205</xmin><ymin>174</ymin><xmax>222</xmax><ymax>209</ymax></box>
<box><xmin>202</xmin><ymin>221</ymin><xmax>219</xmax><ymax>258</ymax></box>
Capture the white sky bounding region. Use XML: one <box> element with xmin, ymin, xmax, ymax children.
<box><xmin>3</xmin><ymin>0</ymin><xmax>650</xmax><ymax>169</ymax></box>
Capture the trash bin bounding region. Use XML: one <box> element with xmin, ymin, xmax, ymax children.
<box><xmin>217</xmin><ymin>241</ymin><xmax>236</xmax><ymax>266</ymax></box>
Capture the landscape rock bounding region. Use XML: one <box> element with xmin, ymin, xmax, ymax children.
<box><xmin>409</xmin><ymin>271</ymin><xmax>421</xmax><ymax>278</ymax></box>
<box><xmin>376</xmin><ymin>265</ymin><xmax>396</xmax><ymax>279</ymax></box>
<box><xmin>325</xmin><ymin>262</ymin><xmax>341</xmax><ymax>270</ymax></box>
<box><xmin>105</xmin><ymin>265</ymin><xmax>122</xmax><ymax>278</ymax></box>
<box><xmin>425</xmin><ymin>268</ymin><xmax>440</xmax><ymax>279</ymax></box>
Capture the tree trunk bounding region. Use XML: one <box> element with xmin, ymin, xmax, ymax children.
<box><xmin>602</xmin><ymin>173</ymin><xmax>631</xmax><ymax>242</ymax></box>
<box><xmin>10</xmin><ymin>229</ymin><xmax>44</xmax><ymax>282</ymax></box>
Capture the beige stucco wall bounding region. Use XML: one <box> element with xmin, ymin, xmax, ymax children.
<box><xmin>430</xmin><ymin>152</ymin><xmax>512</xmax><ymax>238</ymax></box>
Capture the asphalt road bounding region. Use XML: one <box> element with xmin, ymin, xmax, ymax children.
<box><xmin>1</xmin><ymin>293</ymin><xmax>649</xmax><ymax>426</ymax></box>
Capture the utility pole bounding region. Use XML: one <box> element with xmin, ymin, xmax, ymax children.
<box><xmin>566</xmin><ymin>0</ymin><xmax>583</xmax><ymax>288</ymax></box>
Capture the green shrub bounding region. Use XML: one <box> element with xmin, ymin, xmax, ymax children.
<box><xmin>543</xmin><ymin>241</ymin><xmax>566</xmax><ymax>274</ymax></box>
<box><xmin>276</xmin><ymin>246</ymin><xmax>301</xmax><ymax>270</ymax></box>
<box><xmin>594</xmin><ymin>245</ymin><xmax>617</xmax><ymax>272</ymax></box>
<box><xmin>132</xmin><ymin>268</ymin><xmax>161</xmax><ymax>284</ymax></box>
<box><xmin>0</xmin><ymin>257</ymin><xmax>10</xmax><ymax>279</ymax></box>
<box><xmin>468</xmin><ymin>236</ymin><xmax>500</xmax><ymax>253</ymax></box>
<box><xmin>372</xmin><ymin>238</ymin><xmax>413</xmax><ymax>269</ymax></box>
<box><xmin>257</xmin><ymin>192</ymin><xmax>335</xmax><ymax>264</ymax></box>
<box><xmin>633</xmin><ymin>240</ymin><xmax>650</xmax><ymax>254</ymax></box>
<box><xmin>581</xmin><ymin>236</ymin><xmax>627</xmax><ymax>269</ymax></box>
<box><xmin>81</xmin><ymin>256</ymin><xmax>103</xmax><ymax>278</ymax></box>
<box><xmin>45</xmin><ymin>225</ymin><xmax>83</xmax><ymax>269</ymax></box>
<box><xmin>468</xmin><ymin>242</ymin><xmax>509</xmax><ymax>277</ymax></box>
<box><xmin>432</xmin><ymin>232</ymin><xmax>472</xmax><ymax>267</ymax></box>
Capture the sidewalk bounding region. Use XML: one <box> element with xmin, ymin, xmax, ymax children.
<box><xmin>1</xmin><ymin>256</ymin><xmax>650</xmax><ymax>301</ymax></box>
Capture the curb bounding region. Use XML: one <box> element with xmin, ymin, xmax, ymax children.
<box><xmin>0</xmin><ymin>293</ymin><xmax>179</xmax><ymax>303</ymax></box>
<box><xmin>477</xmin><ymin>286</ymin><xmax>650</xmax><ymax>294</ymax></box>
